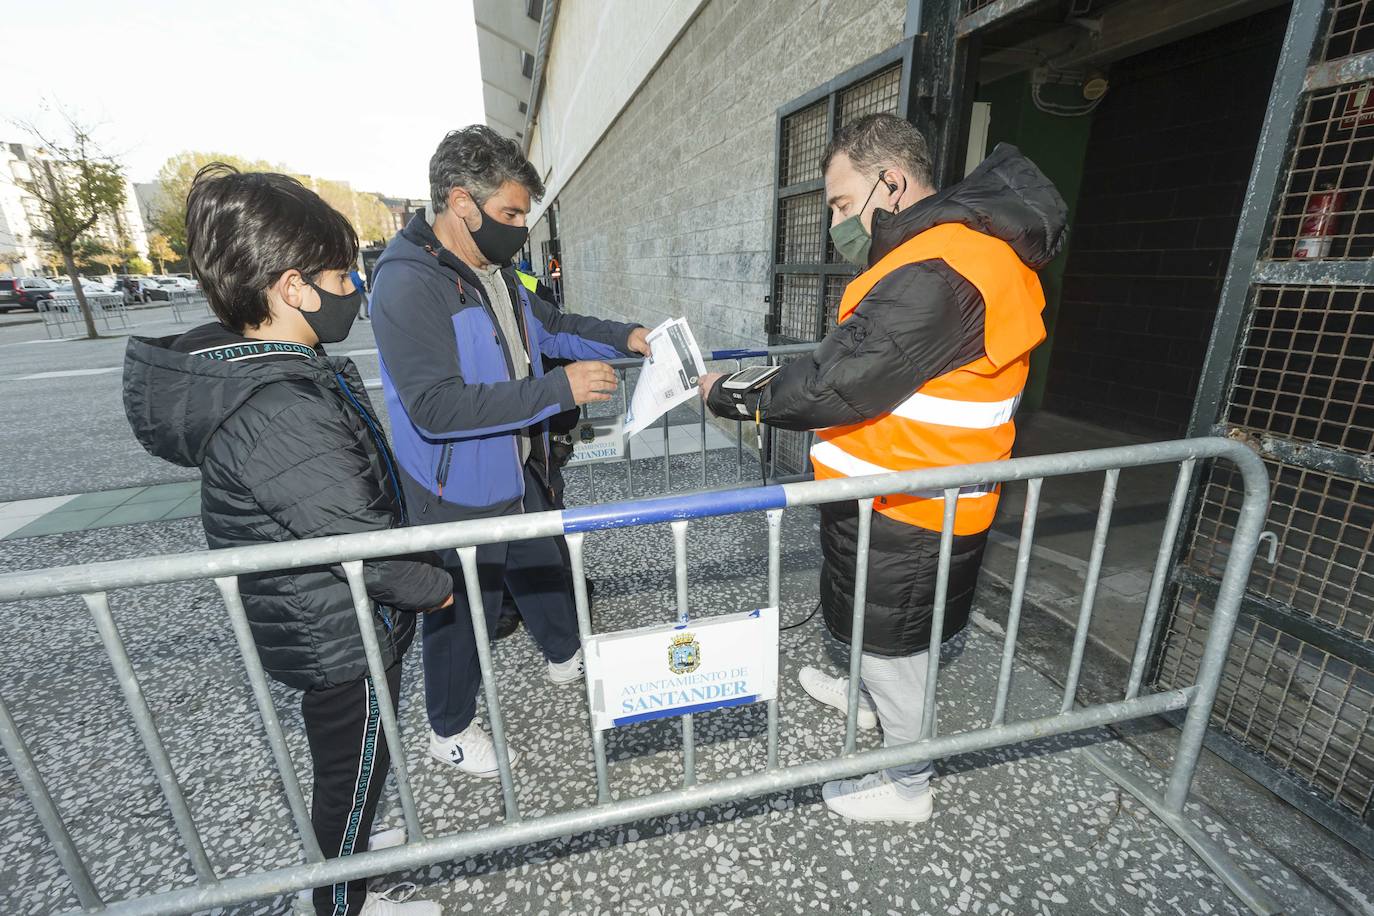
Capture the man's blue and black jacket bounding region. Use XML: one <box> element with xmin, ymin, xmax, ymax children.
<box><xmin>370</xmin><ymin>213</ymin><xmax>640</xmax><ymax>523</ymax></box>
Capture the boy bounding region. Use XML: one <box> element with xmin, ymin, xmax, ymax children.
<box><xmin>123</xmin><ymin>165</ymin><xmax>450</xmax><ymax>916</ymax></box>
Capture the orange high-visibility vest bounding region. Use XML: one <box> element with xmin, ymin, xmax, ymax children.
<box><xmin>809</xmin><ymin>222</ymin><xmax>1046</xmax><ymax>536</ymax></box>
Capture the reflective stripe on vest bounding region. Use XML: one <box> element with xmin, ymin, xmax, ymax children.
<box><xmin>810</xmin><ymin>222</ymin><xmax>1046</xmax><ymax>536</ymax></box>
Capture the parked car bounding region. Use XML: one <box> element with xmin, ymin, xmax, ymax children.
<box><xmin>123</xmin><ymin>277</ymin><xmax>162</xmax><ymax>303</ymax></box>
<box><xmin>142</xmin><ymin>279</ymin><xmax>171</xmax><ymax>301</ymax></box>
<box><xmin>53</xmin><ymin>281</ymin><xmax>114</xmax><ymax>299</ymax></box>
<box><xmin>0</xmin><ymin>277</ymin><xmax>57</xmax><ymax>312</ymax></box>
<box><xmin>161</xmin><ymin>276</ymin><xmax>199</xmax><ymax>292</ymax></box>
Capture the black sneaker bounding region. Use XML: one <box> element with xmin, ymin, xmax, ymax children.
<box><xmin>493</xmin><ymin>610</ymin><xmax>521</xmax><ymax>640</ymax></box>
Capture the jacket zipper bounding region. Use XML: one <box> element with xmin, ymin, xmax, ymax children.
<box><xmin>333</xmin><ymin>371</ymin><xmax>400</xmax><ymax>634</ymax></box>
<box><xmin>436</xmin><ymin>442</ymin><xmax>453</xmax><ymax>499</ymax></box>
<box><xmin>511</xmin><ymin>276</ymin><xmax>555</xmax><ymax>504</ymax></box>
<box><xmin>423</xmin><ymin>246</ymin><xmax>543</xmax><ymax>507</ymax></box>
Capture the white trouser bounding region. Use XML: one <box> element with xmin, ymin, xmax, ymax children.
<box><xmin>860</xmin><ymin>649</ymin><xmax>933</xmax><ymax>797</ymax></box>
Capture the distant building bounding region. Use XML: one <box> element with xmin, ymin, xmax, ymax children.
<box><xmin>377</xmin><ymin>195</ymin><xmax>429</xmax><ymax>235</ymax></box>
<box><xmin>0</xmin><ymin>141</ymin><xmax>149</xmax><ymax>276</ymax></box>
<box><xmin>0</xmin><ymin>144</ymin><xmax>46</xmax><ymax>275</ymax></box>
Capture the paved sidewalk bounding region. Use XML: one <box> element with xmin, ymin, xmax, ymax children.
<box><xmin>0</xmin><ymin>481</ymin><xmax>201</xmax><ymax>540</ymax></box>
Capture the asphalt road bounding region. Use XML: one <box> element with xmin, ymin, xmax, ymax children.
<box><xmin>0</xmin><ymin>305</ymin><xmax>385</xmax><ymax>501</ymax></box>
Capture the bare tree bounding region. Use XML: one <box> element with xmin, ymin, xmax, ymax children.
<box><xmin>13</xmin><ymin>113</ymin><xmax>127</xmax><ymax>339</ymax></box>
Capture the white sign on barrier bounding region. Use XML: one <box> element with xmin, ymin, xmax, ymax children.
<box><xmin>567</xmin><ymin>414</ymin><xmax>626</xmax><ymax>466</ymax></box>
<box><xmin>584</xmin><ymin>607</ymin><xmax>779</xmax><ymax>730</ymax></box>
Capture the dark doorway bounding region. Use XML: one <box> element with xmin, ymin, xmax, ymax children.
<box><xmin>1042</xmin><ymin>6</ymin><xmax>1291</xmax><ymax>435</ymax></box>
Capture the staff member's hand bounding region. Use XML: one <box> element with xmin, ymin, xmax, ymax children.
<box><xmin>698</xmin><ymin>372</ymin><xmax>725</xmax><ymax>405</ymax></box>
<box><xmin>627</xmin><ymin>326</ymin><xmax>652</xmax><ymax>357</ymax></box>
<box><xmin>566</xmin><ymin>360</ymin><xmax>618</xmax><ymax>404</ymax></box>
<box><xmin>425</xmin><ymin>594</ymin><xmax>455</xmax><ymax>613</ymax></box>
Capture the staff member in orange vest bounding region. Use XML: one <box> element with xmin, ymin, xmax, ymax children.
<box><xmin>699</xmin><ymin>114</ymin><xmax>1066</xmax><ymax>824</ymax></box>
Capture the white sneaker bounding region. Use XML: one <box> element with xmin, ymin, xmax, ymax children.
<box><xmin>798</xmin><ymin>666</ymin><xmax>878</xmax><ymax>730</ymax></box>
<box><xmin>429</xmin><ymin>721</ymin><xmax>519</xmax><ymax>779</ymax></box>
<box><xmin>360</xmin><ymin>883</ymin><xmax>441</xmax><ymax>915</ymax></box>
<box><xmin>369</xmin><ymin>825</ymin><xmax>406</xmax><ymax>851</ymax></box>
<box><xmin>548</xmin><ymin>647</ymin><xmax>584</xmax><ymax>685</ymax></box>
<box><xmin>822</xmin><ymin>771</ymin><xmax>934</xmax><ymax>823</ymax></box>
<box><xmin>290</xmin><ymin>828</ymin><xmax>411</xmax><ymax>914</ymax></box>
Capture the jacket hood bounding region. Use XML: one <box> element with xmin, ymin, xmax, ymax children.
<box><xmin>123</xmin><ymin>332</ymin><xmax>344</xmax><ymax>468</ymax></box>
<box><xmin>869</xmin><ymin>143</ymin><xmax>1069</xmax><ymax>269</ymax></box>
<box><xmin>376</xmin><ymin>212</ymin><xmax>490</xmax><ymax>290</ymax></box>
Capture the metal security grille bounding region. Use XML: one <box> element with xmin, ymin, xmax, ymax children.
<box><xmin>1322</xmin><ymin>0</ymin><xmax>1374</xmax><ymax>60</ymax></box>
<box><xmin>1226</xmin><ymin>285</ymin><xmax>1374</xmax><ymax>455</ymax></box>
<box><xmin>776</xmin><ymin>192</ymin><xmax>826</xmax><ymax>264</ymax></box>
<box><xmin>767</xmin><ymin>42</ymin><xmax>913</xmax><ymax>474</ymax></box>
<box><xmin>1265</xmin><ymin>84</ymin><xmax>1374</xmax><ymax>260</ymax></box>
<box><xmin>824</xmin><ymin>274</ymin><xmax>849</xmax><ymax>331</ymax></box>
<box><xmin>1158</xmin><ymin>585</ymin><xmax>1374</xmax><ymax>818</ymax></box>
<box><xmin>837</xmin><ymin>66</ymin><xmax>903</xmax><ymax>129</ymax></box>
<box><xmin>1154</xmin><ymin>1</ymin><xmax>1374</xmax><ymax>854</ymax></box>
<box><xmin>779</xmin><ymin>101</ymin><xmax>827</xmax><ymax>187</ymax></box>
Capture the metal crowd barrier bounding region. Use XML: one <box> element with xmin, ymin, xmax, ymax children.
<box><xmin>39</xmin><ymin>293</ymin><xmax>128</xmax><ymax>338</ymax></box>
<box><xmin>164</xmin><ymin>290</ymin><xmax>211</xmax><ymax>323</ymax></box>
<box><xmin>0</xmin><ymin>437</ymin><xmax>1274</xmax><ymax>915</ymax></box>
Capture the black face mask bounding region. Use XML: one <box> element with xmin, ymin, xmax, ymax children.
<box><xmin>302</xmin><ymin>279</ymin><xmax>362</xmax><ymax>344</ymax></box>
<box><xmin>468</xmin><ymin>204</ymin><xmax>528</xmax><ymax>265</ymax></box>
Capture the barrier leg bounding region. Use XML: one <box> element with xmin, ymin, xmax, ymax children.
<box><xmin>83</xmin><ymin>592</ymin><xmax>217</xmax><ymax>884</ymax></box>
<box><xmin>1083</xmin><ymin>748</ymin><xmax>1281</xmax><ymax>915</ymax></box>
<box><xmin>735</xmin><ymin>358</ymin><xmax>745</xmax><ymax>482</ymax></box>
<box><xmin>671</xmin><ymin>520</ymin><xmax>695</xmax><ymax>786</ymax></box>
<box><xmin>662</xmin><ymin>411</ymin><xmax>671</xmax><ymax>491</ymax></box>
<box><xmin>566</xmin><ymin>533</ymin><xmax>611</xmax><ymax>802</ymax></box>
<box><xmin>621</xmin><ymin>370</ymin><xmax>633</xmax><ymax>499</ymax></box>
<box><xmin>699</xmin><ymin>397</ymin><xmax>708</xmax><ymax>489</ymax></box>
<box><xmin>340</xmin><ymin>563</ymin><xmax>426</xmax><ymax>842</ymax></box>
<box><xmin>0</xmin><ymin>690</ymin><xmax>104</xmax><ymax>911</ymax></box>
<box><xmin>844</xmin><ymin>500</ymin><xmax>873</xmax><ymax>754</ymax></box>
<box><xmin>1126</xmin><ymin>459</ymin><xmax>1194</xmax><ymax>699</ymax></box>
<box><xmin>214</xmin><ymin>577</ymin><xmax>324</xmax><ymax>863</ymax></box>
<box><xmin>992</xmin><ymin>478</ymin><xmax>1042</xmax><ymax>727</ymax></box>
<box><xmin>766</xmin><ymin>508</ymin><xmax>783</xmax><ymax>770</ymax></box>
<box><xmin>455</xmin><ymin>547</ymin><xmax>520</xmax><ymax>822</ymax></box>
<box><xmin>920</xmin><ymin>492</ymin><xmax>959</xmax><ymax>740</ymax></box>
<box><xmin>1061</xmin><ymin>469</ymin><xmax>1119</xmax><ymax>713</ymax></box>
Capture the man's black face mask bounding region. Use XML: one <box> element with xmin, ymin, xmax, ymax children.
<box><xmin>469</xmin><ymin>203</ymin><xmax>528</xmax><ymax>265</ymax></box>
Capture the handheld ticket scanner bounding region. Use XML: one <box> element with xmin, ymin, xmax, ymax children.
<box><xmin>717</xmin><ymin>364</ymin><xmax>782</xmax><ymax>417</ymax></box>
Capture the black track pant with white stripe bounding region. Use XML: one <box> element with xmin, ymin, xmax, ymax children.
<box><xmin>302</xmin><ymin>660</ymin><xmax>402</xmax><ymax>916</ymax></box>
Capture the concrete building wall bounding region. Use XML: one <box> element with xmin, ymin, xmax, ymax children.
<box><xmin>549</xmin><ymin>0</ymin><xmax>908</xmax><ymax>350</ymax></box>
<box><xmin>524</xmin><ymin>0</ymin><xmax>708</xmax><ymax>227</ymax></box>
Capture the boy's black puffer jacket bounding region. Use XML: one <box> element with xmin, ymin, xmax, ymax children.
<box><xmin>123</xmin><ymin>325</ymin><xmax>453</xmax><ymax>691</ymax></box>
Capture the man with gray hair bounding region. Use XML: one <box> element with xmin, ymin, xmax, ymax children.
<box><xmin>370</xmin><ymin>125</ymin><xmax>650</xmax><ymax>777</ymax></box>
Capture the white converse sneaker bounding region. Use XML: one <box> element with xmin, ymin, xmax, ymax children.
<box><xmin>359</xmin><ymin>883</ymin><xmax>441</xmax><ymax>915</ymax></box>
<box><xmin>822</xmin><ymin>771</ymin><xmax>933</xmax><ymax>823</ymax></box>
<box><xmin>429</xmin><ymin>721</ymin><xmax>519</xmax><ymax>779</ymax></box>
<box><xmin>548</xmin><ymin>647</ymin><xmax>584</xmax><ymax>685</ymax></box>
<box><xmin>798</xmin><ymin>666</ymin><xmax>878</xmax><ymax>730</ymax></box>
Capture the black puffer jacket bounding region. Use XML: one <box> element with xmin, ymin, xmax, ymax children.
<box><xmin>712</xmin><ymin>144</ymin><xmax>1068</xmax><ymax>655</ymax></box>
<box><xmin>123</xmin><ymin>325</ymin><xmax>453</xmax><ymax>690</ymax></box>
